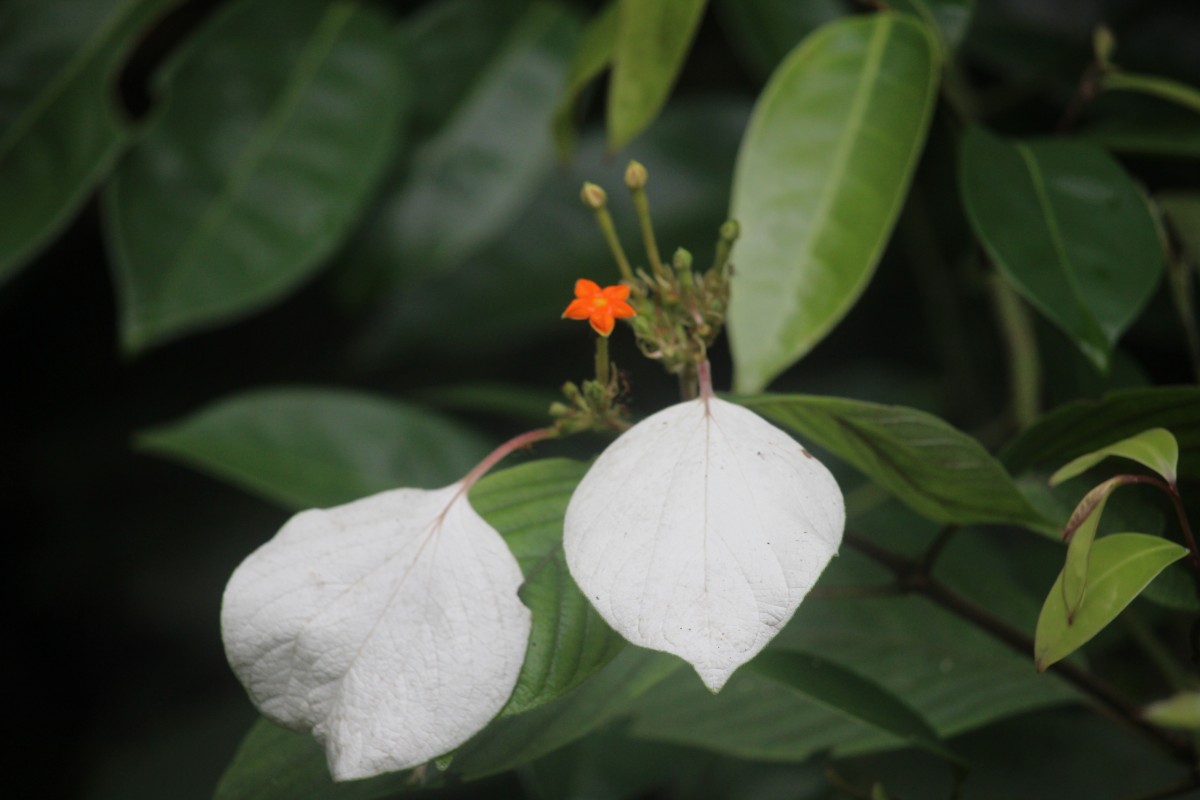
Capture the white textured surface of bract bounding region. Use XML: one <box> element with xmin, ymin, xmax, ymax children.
<box><xmin>221</xmin><ymin>483</ymin><xmax>531</xmax><ymax>781</ymax></box>
<box><xmin>564</xmin><ymin>397</ymin><xmax>845</xmax><ymax>692</ymax></box>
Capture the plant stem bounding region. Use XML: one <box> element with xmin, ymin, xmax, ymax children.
<box><xmin>987</xmin><ymin>273</ymin><xmax>1041</xmax><ymax>430</ymax></box>
<box><xmin>628</xmin><ymin>184</ymin><xmax>667</xmax><ymax>281</ymax></box>
<box><xmin>595</xmin><ymin>334</ymin><xmax>611</xmax><ymax>386</ymax></box>
<box><xmin>843</xmin><ymin>531</ymin><xmax>1194</xmax><ymax>763</ymax></box>
<box><xmin>697</xmin><ymin>359</ymin><xmax>713</xmax><ymax>400</ymax></box>
<box><xmin>459</xmin><ymin>427</ymin><xmax>557</xmax><ymax>492</ymax></box>
<box><xmin>590</xmin><ymin>204</ymin><xmax>635</xmax><ymax>283</ymax></box>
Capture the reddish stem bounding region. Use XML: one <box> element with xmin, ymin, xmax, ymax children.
<box><xmin>1107</xmin><ymin>475</ymin><xmax>1200</xmax><ymax>573</ymax></box>
<box><xmin>459</xmin><ymin>427</ymin><xmax>557</xmax><ymax>493</ymax></box>
<box><xmin>698</xmin><ymin>358</ymin><xmax>714</xmax><ymax>400</ymax></box>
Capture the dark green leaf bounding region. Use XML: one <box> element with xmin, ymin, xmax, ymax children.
<box><xmin>738</xmin><ymin>394</ymin><xmax>1051</xmax><ymax>530</ymax></box>
<box><xmin>750</xmin><ymin>650</ymin><xmax>960</xmax><ymax>766</ymax></box>
<box><xmin>552</xmin><ymin>2</ymin><xmax>618</xmax><ymax>158</ymax></box>
<box><xmin>137</xmin><ymin>388</ymin><xmax>490</xmax><ymax>509</ymax></box>
<box><xmin>1102</xmin><ymin>70</ymin><xmax>1200</xmax><ymax>115</ymax></box>
<box><xmin>1050</xmin><ymin>428</ymin><xmax>1179</xmax><ymax>486</ymax></box>
<box><xmin>1160</xmin><ymin>193</ymin><xmax>1200</xmax><ymax>269</ymax></box>
<box><xmin>416</xmin><ymin>382</ymin><xmax>558</xmax><ymax>424</ymax></box>
<box><xmin>959</xmin><ymin>126</ymin><xmax>1164</xmax><ymax>370</ymax></box>
<box><xmin>714</xmin><ymin>0</ymin><xmax>845</xmax><ymax>80</ymax></box>
<box><xmin>470</xmin><ymin>460</ymin><xmax>625</xmax><ymax>716</ymax></box>
<box><xmin>0</xmin><ymin>0</ymin><xmax>180</xmax><ymax>283</ymax></box>
<box><xmin>728</xmin><ymin>14</ymin><xmax>939</xmax><ymax>392</ymax></box>
<box><xmin>1001</xmin><ymin>387</ymin><xmax>1200</xmax><ymax>482</ymax></box>
<box><xmin>1035</xmin><ymin>533</ymin><xmax>1186</xmax><ymax>670</ymax></box>
<box><xmin>889</xmin><ymin>0</ymin><xmax>974</xmax><ymax>51</ymax></box>
<box><xmin>105</xmin><ymin>0</ymin><xmax>409</xmax><ymax>351</ymax></box>
<box><xmin>1140</xmin><ymin>561</ymin><xmax>1200</xmax><ymax>612</ymax></box>
<box><xmin>606</xmin><ymin>0</ymin><xmax>707</xmax><ymax>150</ymax></box>
<box><xmin>1081</xmin><ymin>101</ymin><xmax>1200</xmax><ymax>158</ymax></box>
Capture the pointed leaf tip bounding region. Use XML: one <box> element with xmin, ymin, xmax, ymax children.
<box><xmin>1049</xmin><ymin>427</ymin><xmax>1179</xmax><ymax>487</ymax></box>
<box><xmin>221</xmin><ymin>483</ymin><xmax>531</xmax><ymax>780</ymax></box>
<box><xmin>564</xmin><ymin>397</ymin><xmax>845</xmax><ymax>691</ymax></box>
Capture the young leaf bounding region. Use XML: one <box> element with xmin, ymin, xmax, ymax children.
<box><xmin>959</xmin><ymin>126</ymin><xmax>1164</xmax><ymax>371</ymax></box>
<box><xmin>137</xmin><ymin>388</ymin><xmax>490</xmax><ymax>509</ymax></box>
<box><xmin>1059</xmin><ymin>476</ymin><xmax>1128</xmax><ymax>620</ymax></box>
<box><xmin>728</xmin><ymin>14</ymin><xmax>939</xmax><ymax>392</ymax></box>
<box><xmin>1035</xmin><ymin>533</ymin><xmax>1186</xmax><ymax>671</ymax></box>
<box><xmin>1142</xmin><ymin>691</ymin><xmax>1200</xmax><ymax>730</ymax></box>
<box><xmin>1001</xmin><ymin>388</ymin><xmax>1200</xmax><ymax>481</ymax></box>
<box><xmin>105</xmin><ymin>0</ymin><xmax>409</xmax><ymax>352</ymax></box>
<box><xmin>564</xmin><ymin>397</ymin><xmax>845</xmax><ymax>692</ymax></box>
<box><xmin>739</xmin><ymin>394</ymin><xmax>1052</xmax><ymax>531</ymax></box>
<box><xmin>606</xmin><ymin>0</ymin><xmax>708</xmax><ymax>151</ymax></box>
<box><xmin>1049</xmin><ymin>428</ymin><xmax>1179</xmax><ymax>486</ymax></box>
<box><xmin>552</xmin><ymin>2</ymin><xmax>618</xmax><ymax>157</ymax></box>
<box><xmin>222</xmin><ymin>483</ymin><xmax>532</xmax><ymax>780</ymax></box>
<box><xmin>0</xmin><ymin>0</ymin><xmax>180</xmax><ymax>284</ymax></box>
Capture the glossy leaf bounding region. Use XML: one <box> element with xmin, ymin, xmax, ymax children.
<box><xmin>1035</xmin><ymin>533</ymin><xmax>1186</xmax><ymax>670</ymax></box>
<box><xmin>378</xmin><ymin>2</ymin><xmax>579</xmax><ymax>273</ymax></box>
<box><xmin>1001</xmin><ymin>388</ymin><xmax>1200</xmax><ymax>482</ymax></box>
<box><xmin>470</xmin><ymin>460</ymin><xmax>626</xmax><ymax>716</ymax></box>
<box><xmin>1050</xmin><ymin>428</ymin><xmax>1179</xmax><ymax>486</ymax></box>
<box><xmin>0</xmin><ymin>0</ymin><xmax>180</xmax><ymax>284</ymax></box>
<box><xmin>105</xmin><ymin>0</ymin><xmax>408</xmax><ymax>351</ymax></box>
<box><xmin>564</xmin><ymin>397</ymin><xmax>845</xmax><ymax>692</ymax></box>
<box><xmin>959</xmin><ymin>126</ymin><xmax>1164</xmax><ymax>370</ymax></box>
<box><xmin>606</xmin><ymin>0</ymin><xmax>707</xmax><ymax>150</ymax></box>
<box><xmin>552</xmin><ymin>1</ymin><xmax>617</xmax><ymax>157</ymax></box>
<box><xmin>750</xmin><ymin>650</ymin><xmax>961</xmax><ymax>766</ymax></box>
<box><xmin>1142</xmin><ymin>692</ymin><xmax>1200</xmax><ymax>730</ymax></box>
<box><xmin>714</xmin><ymin>0</ymin><xmax>844</xmax><ymax>79</ymax></box>
<box><xmin>728</xmin><ymin>14</ymin><xmax>939</xmax><ymax>392</ymax></box>
<box><xmin>137</xmin><ymin>388</ymin><xmax>490</xmax><ymax>509</ymax></box>
<box><xmin>739</xmin><ymin>394</ymin><xmax>1051</xmax><ymax>531</ymax></box>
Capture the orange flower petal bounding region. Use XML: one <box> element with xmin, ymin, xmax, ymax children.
<box><xmin>612</xmin><ymin>301</ymin><xmax>636</xmax><ymax>319</ymax></box>
<box><xmin>590</xmin><ymin>308</ymin><xmax>616</xmax><ymax>336</ymax></box>
<box><xmin>602</xmin><ymin>284</ymin><xmax>630</xmax><ymax>302</ymax></box>
<box><xmin>562</xmin><ymin>298</ymin><xmax>591</xmax><ymax>319</ymax></box>
<box><xmin>575</xmin><ymin>278</ymin><xmax>601</xmax><ymax>298</ymax></box>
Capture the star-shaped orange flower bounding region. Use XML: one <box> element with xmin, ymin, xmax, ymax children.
<box><xmin>562</xmin><ymin>279</ymin><xmax>635</xmax><ymax>336</ymax></box>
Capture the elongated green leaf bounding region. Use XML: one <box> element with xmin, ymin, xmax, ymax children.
<box><xmin>552</xmin><ymin>2</ymin><xmax>618</xmax><ymax>157</ymax></box>
<box><xmin>738</xmin><ymin>394</ymin><xmax>1051</xmax><ymax>530</ymax></box>
<box><xmin>0</xmin><ymin>0</ymin><xmax>180</xmax><ymax>283</ymax></box>
<box><xmin>750</xmin><ymin>650</ymin><xmax>960</xmax><ymax>766</ymax></box>
<box><xmin>959</xmin><ymin>126</ymin><xmax>1164</xmax><ymax>370</ymax></box>
<box><xmin>1050</xmin><ymin>428</ymin><xmax>1179</xmax><ymax>486</ymax></box>
<box><xmin>105</xmin><ymin>0</ymin><xmax>409</xmax><ymax>351</ymax></box>
<box><xmin>1035</xmin><ymin>533</ymin><xmax>1186</xmax><ymax>670</ymax></box>
<box><xmin>380</xmin><ymin>2</ymin><xmax>579</xmax><ymax>273</ymax></box>
<box><xmin>714</xmin><ymin>0</ymin><xmax>845</xmax><ymax>80</ymax></box>
<box><xmin>137</xmin><ymin>388</ymin><xmax>490</xmax><ymax>509</ymax></box>
<box><xmin>728</xmin><ymin>14</ymin><xmax>939</xmax><ymax>392</ymax></box>
<box><xmin>470</xmin><ymin>460</ymin><xmax>625</xmax><ymax>716</ymax></box>
<box><xmin>606</xmin><ymin>0</ymin><xmax>707</xmax><ymax>150</ymax></box>
<box><xmin>1102</xmin><ymin>70</ymin><xmax>1200</xmax><ymax>115</ymax></box>
<box><xmin>1002</xmin><ymin>388</ymin><xmax>1200</xmax><ymax>482</ymax></box>
<box><xmin>1143</xmin><ymin>691</ymin><xmax>1200</xmax><ymax>730</ymax></box>
<box><xmin>1060</xmin><ymin>476</ymin><xmax>1129</xmax><ymax>620</ymax></box>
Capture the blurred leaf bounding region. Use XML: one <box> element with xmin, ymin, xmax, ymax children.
<box><xmin>1139</xmin><ymin>560</ymin><xmax>1200</xmax><ymax>612</ymax></box>
<box><xmin>470</xmin><ymin>460</ymin><xmax>625</xmax><ymax>716</ymax></box>
<box><xmin>728</xmin><ymin>14</ymin><xmax>939</xmax><ymax>392</ymax></box>
<box><xmin>138</xmin><ymin>388</ymin><xmax>490</xmax><ymax>509</ymax></box>
<box><xmin>518</xmin><ymin>728</ymin><xmax>702</xmax><ymax>800</ymax></box>
<box><xmin>1102</xmin><ymin>70</ymin><xmax>1200</xmax><ymax>114</ymax></box>
<box><xmin>1050</xmin><ymin>428</ymin><xmax>1179</xmax><ymax>486</ymax></box>
<box><xmin>1160</xmin><ymin>193</ymin><xmax>1200</xmax><ymax>269</ymax></box>
<box><xmin>1143</xmin><ymin>691</ymin><xmax>1200</xmax><ymax>730</ymax></box>
<box><xmin>959</xmin><ymin>127</ymin><xmax>1164</xmax><ymax>370</ymax></box>
<box><xmin>552</xmin><ymin>1</ymin><xmax>617</xmax><ymax>158</ymax></box>
<box><xmin>378</xmin><ymin>2</ymin><xmax>580</xmax><ymax>274</ymax></box>
<box><xmin>1001</xmin><ymin>388</ymin><xmax>1200</xmax><ymax>482</ymax></box>
<box><xmin>416</xmin><ymin>382</ymin><xmax>558</xmax><ymax>424</ymax></box>
<box><xmin>606</xmin><ymin>0</ymin><xmax>707</xmax><ymax>151</ymax></box>
<box><xmin>105</xmin><ymin>0</ymin><xmax>408</xmax><ymax>352</ymax></box>
<box><xmin>713</xmin><ymin>0</ymin><xmax>845</xmax><ymax>80</ymax></box>
<box><xmin>0</xmin><ymin>0</ymin><xmax>180</xmax><ymax>284</ymax></box>
<box><xmin>889</xmin><ymin>0</ymin><xmax>974</xmax><ymax>51</ymax></box>
<box><xmin>750</xmin><ymin>650</ymin><xmax>961</xmax><ymax>767</ymax></box>
<box><xmin>1081</xmin><ymin>100</ymin><xmax>1200</xmax><ymax>158</ymax></box>
<box><xmin>451</xmin><ymin>647</ymin><xmax>681</xmax><ymax>780</ymax></box>
<box><xmin>739</xmin><ymin>394</ymin><xmax>1051</xmax><ymax>530</ymax></box>
<box><xmin>1035</xmin><ymin>533</ymin><xmax>1186</xmax><ymax>671</ymax></box>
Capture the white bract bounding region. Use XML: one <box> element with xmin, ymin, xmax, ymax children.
<box><xmin>564</xmin><ymin>396</ymin><xmax>845</xmax><ymax>691</ymax></box>
<box><xmin>221</xmin><ymin>483</ymin><xmax>530</xmax><ymax>780</ymax></box>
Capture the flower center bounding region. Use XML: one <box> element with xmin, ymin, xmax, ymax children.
<box><xmin>592</xmin><ymin>296</ymin><xmax>609</xmax><ymax>308</ymax></box>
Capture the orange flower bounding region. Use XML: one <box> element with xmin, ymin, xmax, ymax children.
<box><xmin>562</xmin><ymin>279</ymin><xmax>635</xmax><ymax>336</ymax></box>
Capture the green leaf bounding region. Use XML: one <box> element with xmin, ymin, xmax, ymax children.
<box><xmin>470</xmin><ymin>460</ymin><xmax>625</xmax><ymax>716</ymax></box>
<box><xmin>738</xmin><ymin>394</ymin><xmax>1051</xmax><ymax>530</ymax></box>
<box><xmin>378</xmin><ymin>2</ymin><xmax>580</xmax><ymax>273</ymax></box>
<box><xmin>1050</xmin><ymin>428</ymin><xmax>1179</xmax><ymax>486</ymax></box>
<box><xmin>1102</xmin><ymin>70</ymin><xmax>1200</xmax><ymax>115</ymax></box>
<box><xmin>1059</xmin><ymin>476</ymin><xmax>1127</xmax><ymax>620</ymax></box>
<box><xmin>1142</xmin><ymin>691</ymin><xmax>1200</xmax><ymax>730</ymax></box>
<box><xmin>1080</xmin><ymin>99</ymin><xmax>1200</xmax><ymax>158</ymax></box>
<box><xmin>214</xmin><ymin>719</ymin><xmax>412</xmax><ymax>800</ymax></box>
<box><xmin>728</xmin><ymin>14</ymin><xmax>939</xmax><ymax>392</ymax></box>
<box><xmin>0</xmin><ymin>0</ymin><xmax>181</xmax><ymax>284</ymax></box>
<box><xmin>1035</xmin><ymin>533</ymin><xmax>1186</xmax><ymax>671</ymax></box>
<box><xmin>1001</xmin><ymin>388</ymin><xmax>1200</xmax><ymax>482</ymax></box>
<box><xmin>750</xmin><ymin>650</ymin><xmax>961</xmax><ymax>767</ymax></box>
<box><xmin>552</xmin><ymin>2</ymin><xmax>618</xmax><ymax>158</ymax></box>
<box><xmin>137</xmin><ymin>388</ymin><xmax>490</xmax><ymax>509</ymax></box>
<box><xmin>606</xmin><ymin>0</ymin><xmax>707</xmax><ymax>151</ymax></box>
<box><xmin>104</xmin><ymin>0</ymin><xmax>408</xmax><ymax>352</ymax></box>
<box><xmin>713</xmin><ymin>0</ymin><xmax>845</xmax><ymax>80</ymax></box>
<box><xmin>1160</xmin><ymin>193</ymin><xmax>1200</xmax><ymax>270</ymax></box>
<box><xmin>1139</xmin><ymin>561</ymin><xmax>1200</xmax><ymax>613</ymax></box>
<box><xmin>451</xmin><ymin>647</ymin><xmax>680</xmax><ymax>780</ymax></box>
<box><xmin>889</xmin><ymin>0</ymin><xmax>974</xmax><ymax>51</ymax></box>
<box><xmin>959</xmin><ymin>126</ymin><xmax>1164</xmax><ymax>370</ymax></box>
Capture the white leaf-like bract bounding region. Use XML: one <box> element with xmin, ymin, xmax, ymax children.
<box><xmin>221</xmin><ymin>483</ymin><xmax>531</xmax><ymax>780</ymax></box>
<box><xmin>564</xmin><ymin>397</ymin><xmax>845</xmax><ymax>692</ymax></box>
